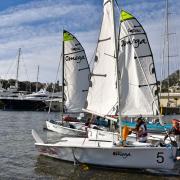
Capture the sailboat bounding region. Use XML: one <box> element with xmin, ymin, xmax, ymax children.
<box><xmin>45</xmin><ymin>30</ymin><xmax>90</xmax><ymax>136</ymax></box>
<box><xmin>0</xmin><ymin>48</ymin><xmax>22</xmax><ymax>98</ymax></box>
<box><xmin>86</xmin><ymin>5</ymin><xmax>171</xmax><ymax>140</ymax></box>
<box><xmin>32</xmin><ymin>0</ymin><xmax>178</xmax><ymax>169</ymax></box>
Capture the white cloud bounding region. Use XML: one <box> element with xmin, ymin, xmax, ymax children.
<box><xmin>0</xmin><ymin>0</ymin><xmax>99</xmax><ymax>83</ymax></box>
<box><xmin>0</xmin><ymin>0</ymin><xmax>179</xmax><ymax>84</ymax></box>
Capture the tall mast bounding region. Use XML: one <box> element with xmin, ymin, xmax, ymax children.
<box><xmin>166</xmin><ymin>0</ymin><xmax>170</xmax><ymax>106</ymax></box>
<box><xmin>36</xmin><ymin>65</ymin><xmax>39</xmax><ymax>92</ymax></box>
<box><xmin>15</xmin><ymin>48</ymin><xmax>21</xmax><ymax>89</ymax></box>
<box><xmin>62</xmin><ymin>31</ymin><xmax>65</xmax><ymax>118</ymax></box>
<box><xmin>112</xmin><ymin>0</ymin><xmax>122</xmax><ymax>136</ymax></box>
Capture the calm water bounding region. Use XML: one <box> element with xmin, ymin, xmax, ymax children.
<box><xmin>0</xmin><ymin>111</ymin><xmax>179</xmax><ymax>179</ymax></box>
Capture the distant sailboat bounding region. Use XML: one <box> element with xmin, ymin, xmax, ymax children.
<box><xmin>0</xmin><ymin>48</ymin><xmax>21</xmax><ymax>98</ymax></box>
<box><xmin>160</xmin><ymin>0</ymin><xmax>180</xmax><ymax>115</ymax></box>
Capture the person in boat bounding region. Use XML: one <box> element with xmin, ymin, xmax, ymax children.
<box><xmin>164</xmin><ymin>119</ymin><xmax>180</xmax><ymax>146</ymax></box>
<box><xmin>133</xmin><ymin>116</ymin><xmax>148</xmax><ymax>143</ymax></box>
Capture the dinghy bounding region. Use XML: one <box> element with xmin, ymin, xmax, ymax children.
<box><xmin>33</xmin><ymin>0</ymin><xmax>179</xmax><ymax>170</ymax></box>
<box><xmin>32</xmin><ymin>129</ymin><xmax>177</xmax><ymax>170</ymax></box>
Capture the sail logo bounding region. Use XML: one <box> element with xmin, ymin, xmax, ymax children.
<box><xmin>71</xmin><ymin>47</ymin><xmax>81</xmax><ymax>51</ymax></box>
<box><xmin>121</xmin><ymin>38</ymin><xmax>147</xmax><ymax>48</ymax></box>
<box><xmin>113</xmin><ymin>151</ymin><xmax>131</xmax><ymax>159</ymax></box>
<box><xmin>65</xmin><ymin>55</ymin><xmax>85</xmax><ymax>63</ymax></box>
<box><xmin>128</xmin><ymin>28</ymin><xmax>141</xmax><ymax>33</ymax></box>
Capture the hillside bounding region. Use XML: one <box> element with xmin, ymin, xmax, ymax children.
<box><xmin>161</xmin><ymin>70</ymin><xmax>180</xmax><ymax>92</ymax></box>
<box><xmin>1</xmin><ymin>70</ymin><xmax>179</xmax><ymax>93</ymax></box>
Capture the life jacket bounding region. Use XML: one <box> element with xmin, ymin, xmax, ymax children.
<box><xmin>122</xmin><ymin>126</ymin><xmax>131</xmax><ymax>141</ymax></box>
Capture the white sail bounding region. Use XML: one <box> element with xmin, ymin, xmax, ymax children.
<box><xmin>85</xmin><ymin>0</ymin><xmax>118</xmax><ymax>116</ymax></box>
<box><xmin>118</xmin><ymin>10</ymin><xmax>159</xmax><ymax>116</ymax></box>
<box><xmin>63</xmin><ymin>30</ymin><xmax>90</xmax><ymax>113</ymax></box>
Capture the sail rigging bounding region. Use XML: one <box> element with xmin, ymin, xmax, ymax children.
<box><xmin>63</xmin><ymin>30</ymin><xmax>90</xmax><ymax>113</ymax></box>
<box><xmin>15</xmin><ymin>48</ymin><xmax>21</xmax><ymax>89</ymax></box>
<box><xmin>118</xmin><ymin>10</ymin><xmax>160</xmax><ymax>116</ymax></box>
<box><xmin>85</xmin><ymin>0</ymin><xmax>118</xmax><ymax>117</ymax></box>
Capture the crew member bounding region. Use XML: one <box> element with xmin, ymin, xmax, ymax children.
<box><xmin>164</xmin><ymin>119</ymin><xmax>180</xmax><ymax>146</ymax></box>
<box><xmin>134</xmin><ymin>116</ymin><xmax>148</xmax><ymax>143</ymax></box>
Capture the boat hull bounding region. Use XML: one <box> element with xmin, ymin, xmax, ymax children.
<box><xmin>46</xmin><ymin>120</ymin><xmax>86</xmax><ymax>137</ymax></box>
<box><xmin>35</xmin><ymin>138</ymin><xmax>177</xmax><ymax>170</ymax></box>
<box><xmin>0</xmin><ymin>99</ymin><xmax>47</xmax><ymax>111</ymax></box>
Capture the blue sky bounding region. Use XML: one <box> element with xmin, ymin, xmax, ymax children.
<box><xmin>0</xmin><ymin>0</ymin><xmax>179</xmax><ymax>83</ymax></box>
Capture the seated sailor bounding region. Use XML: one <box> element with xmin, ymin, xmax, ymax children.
<box><xmin>134</xmin><ymin>116</ymin><xmax>148</xmax><ymax>143</ymax></box>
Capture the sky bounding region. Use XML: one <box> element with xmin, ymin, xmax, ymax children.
<box><xmin>0</xmin><ymin>0</ymin><xmax>179</xmax><ymax>84</ymax></box>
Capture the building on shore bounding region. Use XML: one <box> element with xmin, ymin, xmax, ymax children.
<box><xmin>159</xmin><ymin>92</ymin><xmax>180</xmax><ymax>114</ymax></box>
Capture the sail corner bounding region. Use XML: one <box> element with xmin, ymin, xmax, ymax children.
<box><xmin>120</xmin><ymin>10</ymin><xmax>134</xmax><ymax>22</ymax></box>
<box><xmin>63</xmin><ymin>30</ymin><xmax>74</xmax><ymax>41</ymax></box>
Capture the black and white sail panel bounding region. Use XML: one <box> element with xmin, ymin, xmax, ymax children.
<box><xmin>118</xmin><ymin>10</ymin><xmax>159</xmax><ymax>116</ymax></box>
<box><xmin>63</xmin><ymin>30</ymin><xmax>90</xmax><ymax>113</ymax></box>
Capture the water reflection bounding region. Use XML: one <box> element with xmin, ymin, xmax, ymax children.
<box><xmin>35</xmin><ymin>156</ymin><xmax>89</xmax><ymax>179</ymax></box>
<box><xmin>35</xmin><ymin>155</ymin><xmax>180</xmax><ymax>180</ymax></box>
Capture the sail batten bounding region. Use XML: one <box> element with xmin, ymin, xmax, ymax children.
<box><xmin>119</xmin><ymin>33</ymin><xmax>146</xmax><ymax>40</ymax></box>
<box><xmin>98</xmin><ymin>37</ymin><xmax>111</xmax><ymax>42</ymax></box>
<box><xmin>64</xmin><ymin>50</ymin><xmax>84</xmax><ymax>56</ymax></box>
<box><xmin>63</xmin><ymin>30</ymin><xmax>90</xmax><ymax>113</ymax></box>
<box><xmin>118</xmin><ymin>10</ymin><xmax>160</xmax><ymax>116</ymax></box>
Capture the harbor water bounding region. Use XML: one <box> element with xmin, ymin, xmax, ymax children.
<box><xmin>0</xmin><ymin>111</ymin><xmax>179</xmax><ymax>179</ymax></box>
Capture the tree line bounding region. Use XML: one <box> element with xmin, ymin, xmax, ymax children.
<box><xmin>0</xmin><ymin>79</ymin><xmax>62</xmax><ymax>93</ymax></box>
<box><xmin>1</xmin><ymin>69</ymin><xmax>179</xmax><ymax>93</ymax></box>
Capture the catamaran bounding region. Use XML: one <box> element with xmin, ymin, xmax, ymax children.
<box><xmin>45</xmin><ymin>30</ymin><xmax>90</xmax><ymax>137</ymax></box>
<box><xmin>32</xmin><ymin>0</ymin><xmax>179</xmax><ymax>170</ymax></box>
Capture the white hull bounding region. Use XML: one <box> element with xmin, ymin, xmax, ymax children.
<box><xmin>32</xmin><ymin>130</ymin><xmax>177</xmax><ymax>170</ymax></box>
<box><xmin>46</xmin><ymin>120</ymin><xmax>86</xmax><ymax>137</ymax></box>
